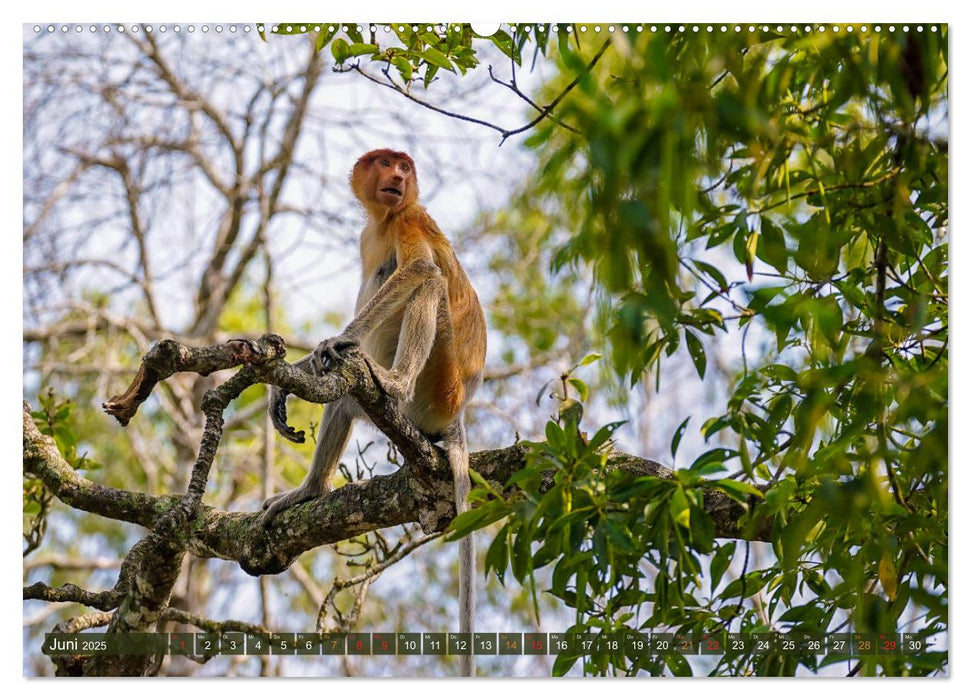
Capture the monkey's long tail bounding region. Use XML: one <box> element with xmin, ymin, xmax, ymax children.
<box><xmin>448</xmin><ymin>416</ymin><xmax>476</xmax><ymax>677</ymax></box>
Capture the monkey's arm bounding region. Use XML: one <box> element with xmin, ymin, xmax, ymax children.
<box><xmin>315</xmin><ymin>225</ymin><xmax>440</xmax><ymax>371</ymax></box>
<box><xmin>344</xmin><ymin>254</ymin><xmax>439</xmax><ymax>341</ymax></box>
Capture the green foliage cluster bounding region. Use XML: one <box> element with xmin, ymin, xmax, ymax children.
<box><xmin>456</xmin><ymin>26</ymin><xmax>948</xmax><ymax>676</ymax></box>
<box><xmin>266</xmin><ymin>22</ymin><xmax>552</xmax><ymax>88</ymax></box>
<box><xmin>25</xmin><ymin>390</ymin><xmax>103</xmax><ymax>555</ymax></box>
<box><xmin>26</xmin><ymin>24</ymin><xmax>948</xmax><ymax>677</ymax></box>
<box><xmin>450</xmin><ymin>405</ymin><xmax>768</xmax><ymax>676</ymax></box>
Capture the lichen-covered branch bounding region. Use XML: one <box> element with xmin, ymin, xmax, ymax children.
<box><xmin>24</xmin><ymin>334</ymin><xmax>771</xmax><ymax>675</ymax></box>
<box><xmin>23</xmin><ymin>582</ymin><xmax>123</xmax><ymax>611</ymax></box>
<box><xmin>102</xmin><ymin>335</ymin><xmax>286</xmax><ymax>426</ymax></box>
<box><xmin>159</xmin><ymin>608</ymin><xmax>268</xmax><ymax>636</ymax></box>
<box><xmin>26</xmin><ymin>404</ymin><xmax>768</xmax><ymax>581</ymax></box>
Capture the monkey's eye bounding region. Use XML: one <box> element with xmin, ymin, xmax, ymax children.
<box><xmin>380</xmin><ymin>159</ymin><xmax>391</xmax><ymax>167</ymax></box>
<box><xmin>400</xmin><ymin>163</ymin><xmax>410</xmax><ymax>172</ymax></box>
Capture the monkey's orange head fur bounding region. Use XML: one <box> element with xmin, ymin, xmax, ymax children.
<box><xmin>351</xmin><ymin>149</ymin><xmax>419</xmax><ymax>214</ymax></box>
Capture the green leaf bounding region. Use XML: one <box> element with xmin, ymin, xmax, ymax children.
<box><xmin>314</xmin><ymin>25</ymin><xmax>338</xmax><ymax>52</ymax></box>
<box><xmin>531</xmin><ymin>537</ymin><xmax>562</xmax><ymax>569</ymax></box>
<box><xmin>345</xmin><ymin>42</ymin><xmax>379</xmax><ymax>57</ymax></box>
<box><xmin>690</xmin><ymin>462</ymin><xmax>728</xmax><ymax>477</ymax></box>
<box><xmin>779</xmin><ymin>499</ymin><xmax>825</xmax><ymax>572</ymax></box>
<box><xmin>701</xmin><ymin>416</ymin><xmax>730</xmax><ymax>439</ymax></box>
<box><xmin>484</xmin><ymin>524</ymin><xmax>510</xmax><ymax>584</ymax></box>
<box><xmin>601</xmin><ymin>515</ymin><xmax>635</xmax><ymax>552</ymax></box>
<box><xmin>330</xmin><ymin>38</ymin><xmax>349</xmax><ymax>63</ymax></box>
<box><xmin>489</xmin><ymin>30</ymin><xmax>516</xmax><ymax>61</ymax></box>
<box><xmin>692</xmin><ymin>259</ymin><xmax>728</xmax><ymax>291</ymax></box>
<box><xmin>511</xmin><ymin>530</ymin><xmax>533</xmax><ymax>582</ymax></box>
<box><xmin>587</xmin><ymin>421</ymin><xmax>626</xmax><ymax>451</ymax></box>
<box><xmin>689</xmin><ymin>505</ymin><xmax>715</xmax><ymax>552</ymax></box>
<box><xmin>545</xmin><ymin>420</ymin><xmax>565</xmax><ymax>454</ymax></box>
<box><xmin>764</xmin><ymin>477</ymin><xmax>797</xmax><ymax>515</ymax></box>
<box><xmin>710</xmin><ymin>479</ymin><xmax>764</xmax><ymax>503</ymax></box>
<box><xmin>669</xmin><ymin>487</ymin><xmax>690</xmax><ymax>528</ymax></box>
<box><xmin>745</xmin><ymin>230</ymin><xmax>759</xmax><ymax>281</ymax></box>
<box><xmin>446</xmin><ymin>500</ymin><xmax>510</xmax><ymax>539</ymax></box>
<box><xmin>671</xmin><ymin>416</ymin><xmax>690</xmax><ymax>460</ymax></box>
<box><xmin>815</xmin><ymin>295</ymin><xmax>843</xmax><ymax>348</ymax></box>
<box><xmin>665</xmin><ymin>653</ymin><xmax>693</xmax><ymax>676</ymax></box>
<box><xmin>552</xmin><ymin>652</ymin><xmax>580</xmax><ymax>676</ymax></box>
<box><xmin>421</xmin><ymin>46</ymin><xmax>454</xmax><ymax>72</ymax></box>
<box><xmin>390</xmin><ymin>56</ymin><xmax>414</xmax><ymax>81</ymax></box>
<box><xmin>684</xmin><ymin>330</ymin><xmax>706</xmax><ymax>379</ymax></box>
<box><xmin>689</xmin><ymin>448</ymin><xmax>736</xmax><ymax>471</ymax></box>
<box><xmin>710</xmin><ymin>542</ymin><xmax>737</xmax><ymax>590</ymax></box>
<box><xmin>760</xmin><ymin>364</ymin><xmax>797</xmax><ymax>382</ymax></box>
<box><xmin>53</xmin><ymin>425</ymin><xmax>76</xmax><ymax>451</ymax></box>
<box><xmin>423</xmin><ymin>63</ymin><xmax>440</xmax><ymax>88</ymax></box>
<box><xmin>758</xmin><ymin>218</ymin><xmax>789</xmax><ymax>274</ymax></box>
<box><xmin>567</xmin><ymin>377</ymin><xmax>589</xmax><ymax>402</ymax></box>
<box><xmin>607</xmin><ymin>476</ymin><xmax>668</xmax><ymax>501</ymax></box>
<box><xmin>879</xmin><ymin>553</ymin><xmax>898</xmax><ymax>601</ymax></box>
<box><xmin>577</xmin><ymin>352</ymin><xmax>602</xmax><ymax>367</ymax></box>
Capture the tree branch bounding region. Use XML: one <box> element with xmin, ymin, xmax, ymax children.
<box><xmin>23</xmin><ymin>332</ymin><xmax>773</xmax><ymax>675</ymax></box>
<box><xmin>27</xmin><ymin>330</ymin><xmax>770</xmax><ymax>578</ymax></box>
<box><xmin>337</xmin><ymin>38</ymin><xmax>610</xmax><ymax>145</ymax></box>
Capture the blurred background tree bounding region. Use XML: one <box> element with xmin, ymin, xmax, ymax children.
<box><xmin>24</xmin><ymin>23</ymin><xmax>947</xmax><ymax>677</ymax></box>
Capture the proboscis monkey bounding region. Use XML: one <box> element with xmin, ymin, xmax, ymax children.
<box><xmin>261</xmin><ymin>149</ymin><xmax>485</xmax><ymax>676</ymax></box>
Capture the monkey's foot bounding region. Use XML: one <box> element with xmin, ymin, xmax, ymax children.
<box><xmin>312</xmin><ymin>335</ymin><xmax>359</xmax><ymax>374</ymax></box>
<box><xmin>260</xmin><ymin>485</ymin><xmax>325</xmax><ymax>526</ymax></box>
<box><xmin>362</xmin><ymin>359</ymin><xmax>411</xmax><ymax>402</ymax></box>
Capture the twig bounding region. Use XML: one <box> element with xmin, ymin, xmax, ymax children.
<box><xmin>749</xmin><ymin>168</ymin><xmax>902</xmax><ymax>215</ymax></box>
<box><xmin>23</xmin><ymin>582</ymin><xmax>123</xmax><ymax>611</ymax></box>
<box><xmin>339</xmin><ymin>39</ymin><xmax>610</xmax><ymax>145</ymax></box>
<box><xmin>487</xmin><ymin>65</ymin><xmax>579</xmax><ymax>134</ymax></box>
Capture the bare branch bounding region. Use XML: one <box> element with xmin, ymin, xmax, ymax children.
<box><xmin>338</xmin><ymin>39</ymin><xmax>610</xmax><ymax>145</ymax></box>
<box><xmin>102</xmin><ymin>335</ymin><xmax>286</xmax><ymax>426</ymax></box>
<box><xmin>24</xmin><ymin>582</ymin><xmax>123</xmax><ymax>611</ymax></box>
<box><xmin>159</xmin><ymin>608</ymin><xmax>267</xmax><ymax>636</ymax></box>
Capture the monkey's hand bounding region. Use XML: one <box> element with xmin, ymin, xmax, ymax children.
<box><xmin>260</xmin><ymin>484</ymin><xmax>327</xmax><ymax>526</ymax></box>
<box><xmin>269</xmin><ymin>386</ymin><xmax>305</xmax><ymax>444</ymax></box>
<box><xmin>312</xmin><ymin>335</ymin><xmax>360</xmax><ymax>374</ymax></box>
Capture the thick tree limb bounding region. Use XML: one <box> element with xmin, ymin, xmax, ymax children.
<box><xmin>24</xmin><ymin>333</ymin><xmax>771</xmax><ymax>675</ymax></box>
<box><xmin>23</xmin><ymin>582</ymin><xmax>122</xmax><ymax>611</ymax></box>
<box><xmin>26</xmin><ymin>421</ymin><xmax>766</xmax><ymax>576</ymax></box>
<box><xmin>101</xmin><ymin>335</ymin><xmax>286</xmax><ymax>426</ymax></box>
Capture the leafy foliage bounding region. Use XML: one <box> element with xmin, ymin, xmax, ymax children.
<box><xmin>25</xmin><ymin>390</ymin><xmax>103</xmax><ymax>556</ymax></box>
<box><xmin>457</xmin><ymin>25</ymin><xmax>947</xmax><ymax>676</ymax></box>
<box><xmin>265</xmin><ymin>22</ymin><xmax>557</xmax><ymax>87</ymax></box>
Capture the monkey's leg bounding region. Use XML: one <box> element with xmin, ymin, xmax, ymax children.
<box><xmin>260</xmin><ymin>395</ymin><xmax>359</xmax><ymax>526</ymax></box>
<box><xmin>367</xmin><ymin>276</ymin><xmax>446</xmax><ymax>402</ymax></box>
<box><xmin>444</xmin><ymin>416</ymin><xmax>475</xmax><ymax>677</ymax></box>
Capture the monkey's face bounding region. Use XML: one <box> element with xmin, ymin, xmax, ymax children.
<box><xmin>371</xmin><ymin>155</ymin><xmax>416</xmax><ymax>208</ymax></box>
<box><xmin>352</xmin><ymin>151</ymin><xmax>418</xmax><ymax>212</ymax></box>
